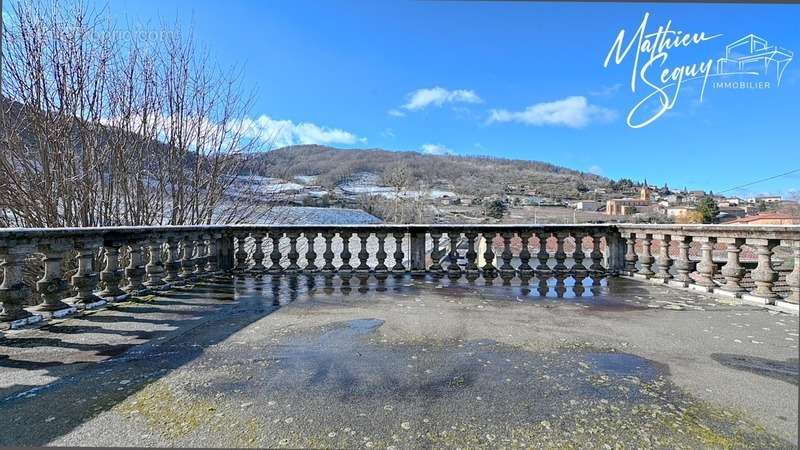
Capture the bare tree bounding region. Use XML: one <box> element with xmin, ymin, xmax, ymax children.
<box><xmin>0</xmin><ymin>0</ymin><xmax>274</xmax><ymax>228</ymax></box>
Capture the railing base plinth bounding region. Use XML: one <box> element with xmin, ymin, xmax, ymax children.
<box><xmin>1</xmin><ymin>313</ymin><xmax>43</xmax><ymax>330</ymax></box>
<box><xmin>688</xmin><ymin>284</ymin><xmax>714</xmax><ymax>293</ymax></box>
<box><xmin>774</xmin><ymin>300</ymin><xmax>799</xmax><ymax>314</ymax></box>
<box><xmin>740</xmin><ymin>294</ymin><xmax>775</xmax><ymax>306</ymax></box>
<box><xmin>713</xmin><ymin>288</ymin><xmax>743</xmax><ymax>299</ymax></box>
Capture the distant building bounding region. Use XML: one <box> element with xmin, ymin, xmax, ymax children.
<box><xmin>716</xmin><ymin>207</ymin><xmax>747</xmax><ymax>222</ymax></box>
<box><xmin>718</xmin><ymin>197</ymin><xmax>743</xmax><ymax>207</ymax></box>
<box><xmin>748</xmin><ymin>196</ymin><xmax>782</xmax><ymax>204</ymax></box>
<box><xmin>574</xmin><ymin>200</ymin><xmax>600</xmax><ymax>211</ymax></box>
<box><xmin>728</xmin><ymin>213</ymin><xmax>800</xmax><ymax>225</ymax></box>
<box><xmin>667</xmin><ymin>206</ymin><xmax>696</xmax><ymax>220</ymax></box>
<box><xmin>606</xmin><ymin>185</ymin><xmax>653</xmax><ymax>216</ymax></box>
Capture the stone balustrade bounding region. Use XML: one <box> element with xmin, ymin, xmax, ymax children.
<box><xmin>617</xmin><ymin>224</ymin><xmax>799</xmax><ymax>311</ymax></box>
<box><xmin>0</xmin><ymin>223</ymin><xmax>798</xmax><ymax>329</ymax></box>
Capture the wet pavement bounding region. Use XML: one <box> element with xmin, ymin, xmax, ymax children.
<box><xmin>0</xmin><ymin>274</ymin><xmax>798</xmax><ymax>448</ymax></box>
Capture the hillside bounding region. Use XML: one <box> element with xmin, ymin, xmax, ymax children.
<box><xmin>247</xmin><ymin>145</ymin><xmax>611</xmax><ymax>199</ymax></box>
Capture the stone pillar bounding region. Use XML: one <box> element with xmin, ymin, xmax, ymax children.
<box><xmin>624</xmin><ymin>233</ymin><xmax>638</xmax><ymax>275</ymax></box>
<box><xmin>193</xmin><ymin>235</ymin><xmax>208</xmax><ymax>277</ymax></box>
<box><xmin>180</xmin><ymin>236</ymin><xmax>196</xmax><ymax>281</ymax></box>
<box><xmin>250</xmin><ymin>232</ymin><xmax>266</xmax><ymax>272</ymax></box>
<box><xmin>571</xmin><ymin>231</ymin><xmax>587</xmax><ymax>274</ymax></box>
<box><xmin>409</xmin><ymin>231</ymin><xmax>426</xmax><ymax>275</ymax></box>
<box><xmin>0</xmin><ymin>240</ymin><xmax>35</xmax><ymax>321</ymax></box>
<box><xmin>206</xmin><ymin>232</ymin><xmax>222</xmax><ymax>273</ymax></box>
<box><xmin>286</xmin><ymin>231</ymin><xmax>300</xmax><ymax>272</ymax></box>
<box><xmin>695</xmin><ymin>236</ymin><xmax>717</xmax><ymax>289</ymax></box>
<box><xmin>429</xmin><ymin>231</ymin><xmax>443</xmax><ymax>275</ymax></box>
<box><xmin>339</xmin><ymin>231</ymin><xmax>353</xmax><ymax>272</ymax></box>
<box><xmin>99</xmin><ymin>241</ymin><xmax>126</xmax><ymax>299</ymax></box>
<box><xmin>356</xmin><ymin>231</ymin><xmax>370</xmax><ymax>272</ymax></box>
<box><xmin>268</xmin><ymin>231</ymin><xmax>282</xmax><ymax>273</ymax></box>
<box><xmin>552</xmin><ymin>232</ymin><xmax>568</xmax><ymax>273</ymax></box>
<box><xmin>305</xmin><ymin>232</ymin><xmax>319</xmax><ymax>272</ymax></box>
<box><xmin>217</xmin><ymin>233</ymin><xmax>234</xmax><ymax>272</ymax></box>
<box><xmin>787</xmin><ymin>240</ymin><xmax>799</xmax><ymax>304</ymax></box>
<box><xmin>748</xmin><ymin>238</ymin><xmax>780</xmax><ymax>302</ymax></box>
<box><xmin>125</xmin><ymin>241</ymin><xmax>147</xmax><ymax>293</ymax></box>
<box><xmin>589</xmin><ymin>233</ymin><xmax>604</xmax><ymax>274</ymax></box>
<box><xmin>499</xmin><ymin>231</ymin><xmax>514</xmax><ymax>275</ymax></box>
<box><xmin>673</xmin><ymin>235</ymin><xmax>696</xmax><ymax>286</ymax></box>
<box><xmin>535</xmin><ymin>231</ymin><xmax>551</xmax><ymax>274</ymax></box>
<box><xmin>36</xmin><ymin>240</ymin><xmax>73</xmax><ymax>311</ymax></box>
<box><xmin>482</xmin><ymin>232</ymin><xmax>497</xmax><ymax>276</ymax></box>
<box><xmin>144</xmin><ymin>238</ymin><xmax>166</xmax><ymax>289</ymax></box>
<box><xmin>447</xmin><ymin>232</ymin><xmax>462</xmax><ymax>279</ymax></box>
<box><xmin>163</xmin><ymin>236</ymin><xmax>182</xmax><ymax>284</ymax></box>
<box><xmin>518</xmin><ymin>231</ymin><xmax>532</xmax><ymax>275</ymax></box>
<box><xmin>235</xmin><ymin>234</ymin><xmax>249</xmax><ymax>272</ymax></box>
<box><xmin>375</xmin><ymin>232</ymin><xmax>388</xmax><ymax>273</ymax></box>
<box><xmin>719</xmin><ymin>238</ymin><xmax>746</xmax><ymax>295</ymax></box>
<box><xmin>70</xmin><ymin>239</ymin><xmax>103</xmax><ymax>305</ymax></box>
<box><xmin>655</xmin><ymin>234</ymin><xmax>673</xmax><ymax>282</ymax></box>
<box><xmin>638</xmin><ymin>234</ymin><xmax>655</xmax><ymax>278</ymax></box>
<box><xmin>392</xmin><ymin>232</ymin><xmax>406</xmax><ymax>272</ymax></box>
<box><xmin>322</xmin><ymin>231</ymin><xmax>336</xmax><ymax>272</ymax></box>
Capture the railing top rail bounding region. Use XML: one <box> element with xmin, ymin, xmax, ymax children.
<box><xmin>0</xmin><ymin>223</ymin><xmax>798</xmax><ymax>241</ymax></box>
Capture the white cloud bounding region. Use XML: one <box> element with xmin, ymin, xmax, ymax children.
<box><xmin>590</xmin><ymin>84</ymin><xmax>622</xmax><ymax>98</ymax></box>
<box><xmin>587</xmin><ymin>165</ymin><xmax>604</xmax><ymax>175</ymax></box>
<box><xmin>402</xmin><ymin>87</ymin><xmax>482</xmax><ymax>111</ymax></box>
<box><xmin>387</xmin><ymin>109</ymin><xmax>406</xmax><ymax>117</ymax></box>
<box><xmin>420</xmin><ymin>143</ymin><xmax>456</xmax><ymax>156</ymax></box>
<box><xmin>487</xmin><ymin>96</ymin><xmax>616</xmax><ymax>128</ymax></box>
<box><xmin>233</xmin><ymin>115</ymin><xmax>364</xmax><ymax>148</ymax></box>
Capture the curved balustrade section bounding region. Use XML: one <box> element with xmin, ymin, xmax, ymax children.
<box><xmin>0</xmin><ymin>223</ymin><xmax>798</xmax><ymax>328</ymax></box>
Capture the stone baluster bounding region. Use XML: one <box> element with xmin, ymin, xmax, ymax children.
<box><xmin>589</xmin><ymin>233</ymin><xmax>604</xmax><ymax>274</ymax></box>
<box><xmin>748</xmin><ymin>238</ymin><xmax>780</xmax><ymax>302</ymax></box>
<box><xmin>392</xmin><ymin>232</ymin><xmax>405</xmax><ymax>272</ymax></box>
<box><xmin>36</xmin><ymin>240</ymin><xmax>73</xmax><ymax>311</ymax></box>
<box><xmin>339</xmin><ymin>231</ymin><xmax>353</xmax><ymax>272</ymax></box>
<box><xmin>163</xmin><ymin>237</ymin><xmax>182</xmax><ymax>284</ymax></box>
<box><xmin>624</xmin><ymin>233</ymin><xmax>638</xmax><ymax>274</ymax></box>
<box><xmin>235</xmin><ymin>234</ymin><xmax>249</xmax><ymax>272</ymax></box>
<box><xmin>535</xmin><ymin>231</ymin><xmax>551</xmax><ymax>274</ymax></box>
<box><xmin>375</xmin><ymin>232</ymin><xmax>388</xmax><ymax>273</ymax></box>
<box><xmin>305</xmin><ymin>232</ymin><xmax>319</xmax><ymax>271</ymax></box>
<box><xmin>125</xmin><ymin>241</ymin><xmax>147</xmax><ymax>293</ymax></box>
<box><xmin>70</xmin><ymin>239</ymin><xmax>103</xmax><ymax>306</ymax></box>
<box><xmin>250</xmin><ymin>232</ymin><xmax>266</xmax><ymax>272</ymax></box>
<box><xmin>322</xmin><ymin>232</ymin><xmax>336</xmax><ymax>272</ymax></box>
<box><xmin>268</xmin><ymin>231</ymin><xmax>283</xmax><ymax>273</ymax></box>
<box><xmin>447</xmin><ymin>232</ymin><xmax>462</xmax><ymax>279</ymax></box>
<box><xmin>571</xmin><ymin>231</ymin><xmax>587</xmax><ymax>274</ymax></box>
<box><xmin>518</xmin><ymin>231</ymin><xmax>533</xmax><ymax>276</ymax></box>
<box><xmin>464</xmin><ymin>231</ymin><xmax>479</xmax><ymax>280</ymax></box>
<box><xmin>695</xmin><ymin>236</ymin><xmax>717</xmax><ymax>289</ymax></box>
<box><xmin>429</xmin><ymin>231</ymin><xmax>443</xmax><ymax>275</ymax></box>
<box><xmin>552</xmin><ymin>232</ymin><xmax>568</xmax><ymax>273</ymax></box>
<box><xmin>286</xmin><ymin>231</ymin><xmax>301</xmax><ymax>272</ymax></box>
<box><xmin>180</xmin><ymin>236</ymin><xmax>196</xmax><ymax>281</ymax></box>
<box><xmin>193</xmin><ymin>235</ymin><xmax>208</xmax><ymax>277</ymax></box>
<box><xmin>481</xmin><ymin>232</ymin><xmax>496</xmax><ymax>274</ymax></box>
<box><xmin>787</xmin><ymin>240</ymin><xmax>799</xmax><ymax>304</ymax></box>
<box><xmin>356</xmin><ymin>231</ymin><xmax>371</xmax><ymax>272</ymax></box>
<box><xmin>638</xmin><ymin>234</ymin><xmax>655</xmax><ymax>278</ymax></box>
<box><xmin>144</xmin><ymin>237</ymin><xmax>166</xmax><ymax>289</ymax></box>
<box><xmin>655</xmin><ymin>234</ymin><xmax>673</xmax><ymax>282</ymax></box>
<box><xmin>99</xmin><ymin>241</ymin><xmax>126</xmax><ymax>299</ymax></box>
<box><xmin>499</xmin><ymin>231</ymin><xmax>514</xmax><ymax>275</ymax></box>
<box><xmin>719</xmin><ymin>238</ymin><xmax>746</xmax><ymax>295</ymax></box>
<box><xmin>672</xmin><ymin>236</ymin><xmax>695</xmax><ymax>286</ymax></box>
<box><xmin>206</xmin><ymin>233</ymin><xmax>221</xmax><ymax>273</ymax></box>
<box><xmin>0</xmin><ymin>240</ymin><xmax>35</xmax><ymax>322</ymax></box>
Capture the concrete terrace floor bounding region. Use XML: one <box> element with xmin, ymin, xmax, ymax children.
<box><xmin>0</xmin><ymin>274</ymin><xmax>798</xmax><ymax>449</ymax></box>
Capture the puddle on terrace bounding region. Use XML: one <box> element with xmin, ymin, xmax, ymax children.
<box><xmin>229</xmin><ymin>273</ymin><xmax>668</xmax><ymax>311</ymax></box>
<box><xmin>176</xmin><ymin>318</ymin><xmax>792</xmax><ymax>449</ymax></box>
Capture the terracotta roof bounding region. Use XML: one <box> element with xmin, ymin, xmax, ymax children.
<box><xmin>728</xmin><ymin>213</ymin><xmax>799</xmax><ymax>224</ymax></box>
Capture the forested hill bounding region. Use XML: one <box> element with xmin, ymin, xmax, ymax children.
<box><xmin>247</xmin><ymin>144</ymin><xmax>612</xmax><ymax>198</ymax></box>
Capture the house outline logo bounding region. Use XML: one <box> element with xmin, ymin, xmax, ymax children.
<box><xmin>716</xmin><ymin>34</ymin><xmax>793</xmax><ymax>85</ymax></box>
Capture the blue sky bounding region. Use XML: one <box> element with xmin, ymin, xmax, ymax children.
<box><xmin>50</xmin><ymin>1</ymin><xmax>800</xmax><ymax>196</ymax></box>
